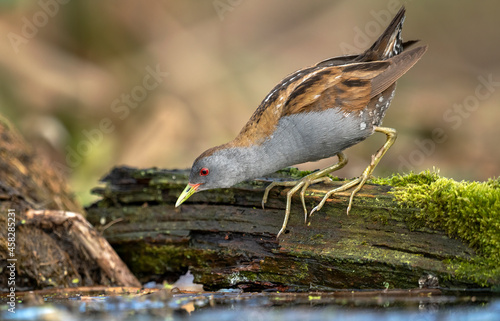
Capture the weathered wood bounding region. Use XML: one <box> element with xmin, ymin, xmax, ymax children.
<box><xmin>24</xmin><ymin>210</ymin><xmax>141</xmax><ymax>288</ymax></box>
<box><xmin>86</xmin><ymin>166</ymin><xmax>479</xmax><ymax>290</ymax></box>
<box><xmin>0</xmin><ymin>116</ymin><xmax>139</xmax><ymax>290</ymax></box>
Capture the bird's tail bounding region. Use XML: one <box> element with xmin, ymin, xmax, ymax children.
<box><xmin>361</xmin><ymin>6</ymin><xmax>412</xmax><ymax>61</ymax></box>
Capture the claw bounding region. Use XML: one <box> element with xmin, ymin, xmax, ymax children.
<box><xmin>262</xmin><ymin>181</ymin><xmax>277</xmax><ymax>209</ymax></box>
<box><xmin>299</xmin><ymin>182</ymin><xmax>310</xmax><ymax>223</ymax></box>
<box><xmin>261</xmin><ymin>153</ymin><xmax>348</xmax><ymax>238</ymax></box>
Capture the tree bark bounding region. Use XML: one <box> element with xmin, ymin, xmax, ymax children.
<box><xmin>0</xmin><ymin>116</ymin><xmax>139</xmax><ymax>290</ymax></box>
<box><xmin>86</xmin><ymin>166</ymin><xmax>478</xmax><ymax>290</ymax></box>
<box><xmin>24</xmin><ymin>210</ymin><xmax>141</xmax><ymax>288</ymax></box>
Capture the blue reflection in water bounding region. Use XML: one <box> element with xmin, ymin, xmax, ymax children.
<box><xmin>1</xmin><ymin>294</ymin><xmax>499</xmax><ymax>321</ymax></box>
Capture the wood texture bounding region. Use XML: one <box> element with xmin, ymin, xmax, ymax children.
<box><xmin>86</xmin><ymin>167</ymin><xmax>478</xmax><ymax>290</ymax></box>
<box><xmin>24</xmin><ymin>210</ymin><xmax>141</xmax><ymax>288</ymax></box>
<box><xmin>0</xmin><ymin>116</ymin><xmax>139</xmax><ymax>290</ymax></box>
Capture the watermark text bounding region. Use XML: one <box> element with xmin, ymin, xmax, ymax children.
<box><xmin>8</xmin><ymin>0</ymin><xmax>72</xmax><ymax>54</ymax></box>
<box><xmin>6</xmin><ymin>208</ymin><xmax>17</xmax><ymax>314</ymax></box>
<box><xmin>398</xmin><ymin>74</ymin><xmax>500</xmax><ymax>172</ymax></box>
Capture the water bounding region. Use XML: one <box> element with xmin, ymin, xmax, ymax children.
<box><xmin>1</xmin><ymin>289</ymin><xmax>499</xmax><ymax>321</ymax></box>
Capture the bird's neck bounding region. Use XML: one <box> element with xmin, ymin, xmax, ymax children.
<box><xmin>219</xmin><ymin>141</ymin><xmax>282</xmax><ymax>182</ymax></box>
<box><xmin>224</xmin><ymin>128</ymin><xmax>307</xmax><ymax>182</ymax></box>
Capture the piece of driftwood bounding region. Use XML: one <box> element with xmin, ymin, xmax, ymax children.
<box><xmin>0</xmin><ymin>116</ymin><xmax>139</xmax><ymax>290</ymax></box>
<box><xmin>86</xmin><ymin>167</ymin><xmax>479</xmax><ymax>290</ymax></box>
<box><xmin>24</xmin><ymin>210</ymin><xmax>140</xmax><ymax>288</ymax></box>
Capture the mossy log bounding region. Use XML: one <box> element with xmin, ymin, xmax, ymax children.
<box><xmin>86</xmin><ymin>166</ymin><xmax>486</xmax><ymax>291</ymax></box>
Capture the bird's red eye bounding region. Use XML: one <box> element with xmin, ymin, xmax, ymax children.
<box><xmin>199</xmin><ymin>168</ymin><xmax>209</xmax><ymax>176</ymax></box>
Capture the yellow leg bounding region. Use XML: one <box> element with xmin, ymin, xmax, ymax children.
<box><xmin>310</xmin><ymin>126</ymin><xmax>397</xmax><ymax>216</ymax></box>
<box><xmin>262</xmin><ymin>152</ymin><xmax>348</xmax><ymax>238</ymax></box>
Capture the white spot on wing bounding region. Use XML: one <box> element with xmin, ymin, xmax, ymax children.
<box><xmin>264</xmin><ymin>89</ymin><xmax>276</xmax><ymax>103</ymax></box>
<box><xmin>298</xmin><ymin>69</ymin><xmax>325</xmax><ymax>85</ymax></box>
<box><xmin>360</xmin><ymin>122</ymin><xmax>366</xmax><ymax>130</ymax></box>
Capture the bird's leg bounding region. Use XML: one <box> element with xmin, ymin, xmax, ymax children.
<box><xmin>261</xmin><ymin>152</ymin><xmax>348</xmax><ymax>238</ymax></box>
<box><xmin>310</xmin><ymin>126</ymin><xmax>397</xmax><ymax>216</ymax></box>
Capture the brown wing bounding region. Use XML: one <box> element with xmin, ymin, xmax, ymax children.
<box><xmin>230</xmin><ymin>67</ymin><xmax>315</xmax><ymax>147</ymax></box>
<box><xmin>282</xmin><ymin>61</ymin><xmax>389</xmax><ymax>115</ymax></box>
<box><xmin>315</xmin><ymin>54</ymin><xmax>359</xmax><ymax>68</ymax></box>
<box><xmin>230</xmin><ymin>46</ymin><xmax>427</xmax><ymax>148</ymax></box>
<box><xmin>370</xmin><ymin>45</ymin><xmax>427</xmax><ymax>97</ymax></box>
<box><xmin>283</xmin><ymin>45</ymin><xmax>427</xmax><ymax>116</ymax></box>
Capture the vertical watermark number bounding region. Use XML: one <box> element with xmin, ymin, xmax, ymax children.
<box><xmin>6</xmin><ymin>208</ymin><xmax>16</xmax><ymax>314</ymax></box>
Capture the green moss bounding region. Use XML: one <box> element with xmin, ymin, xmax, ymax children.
<box><xmin>383</xmin><ymin>170</ymin><xmax>500</xmax><ymax>287</ymax></box>
<box><xmin>371</xmin><ymin>169</ymin><xmax>441</xmax><ymax>187</ymax></box>
<box><xmin>276</xmin><ymin>167</ymin><xmax>313</xmax><ymax>179</ymax></box>
<box><xmin>311</xmin><ymin>234</ymin><xmax>324</xmax><ymax>241</ymax></box>
<box><xmin>270</xmin><ymin>167</ymin><xmax>344</xmax><ymax>182</ymax></box>
<box><xmin>118</xmin><ymin>243</ymin><xmax>213</xmax><ymax>276</ymax></box>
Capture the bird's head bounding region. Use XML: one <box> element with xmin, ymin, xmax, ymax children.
<box><xmin>175</xmin><ymin>145</ymin><xmax>251</xmax><ymax>207</ymax></box>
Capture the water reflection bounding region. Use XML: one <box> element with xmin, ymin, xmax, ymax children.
<box><xmin>1</xmin><ymin>289</ymin><xmax>499</xmax><ymax>321</ymax></box>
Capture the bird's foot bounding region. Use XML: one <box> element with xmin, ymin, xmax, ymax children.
<box><xmin>310</xmin><ymin>126</ymin><xmax>397</xmax><ymax>216</ymax></box>
<box><xmin>262</xmin><ymin>152</ymin><xmax>347</xmax><ymax>238</ymax></box>
<box><xmin>309</xmin><ymin>175</ymin><xmax>367</xmax><ymax>216</ymax></box>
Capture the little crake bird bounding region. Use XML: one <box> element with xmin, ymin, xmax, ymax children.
<box><xmin>176</xmin><ymin>6</ymin><xmax>427</xmax><ymax>237</ymax></box>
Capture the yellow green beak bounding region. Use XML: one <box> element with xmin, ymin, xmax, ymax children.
<box><xmin>175</xmin><ymin>183</ymin><xmax>201</xmax><ymax>207</ymax></box>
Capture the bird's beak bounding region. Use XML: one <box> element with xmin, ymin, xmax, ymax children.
<box><xmin>175</xmin><ymin>183</ymin><xmax>201</xmax><ymax>207</ymax></box>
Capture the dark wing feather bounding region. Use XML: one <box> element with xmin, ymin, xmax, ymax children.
<box><xmin>281</xmin><ymin>46</ymin><xmax>426</xmax><ymax>116</ymax></box>
<box><xmin>282</xmin><ymin>61</ymin><xmax>390</xmax><ymax>115</ymax></box>
<box><xmin>370</xmin><ymin>45</ymin><xmax>427</xmax><ymax>98</ymax></box>
<box><xmin>315</xmin><ymin>54</ymin><xmax>359</xmax><ymax>68</ymax></box>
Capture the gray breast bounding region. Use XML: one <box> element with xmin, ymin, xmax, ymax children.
<box><xmin>261</xmin><ymin>108</ymin><xmax>374</xmax><ymax>168</ymax></box>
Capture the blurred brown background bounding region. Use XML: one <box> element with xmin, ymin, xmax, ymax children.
<box><xmin>1</xmin><ymin>0</ymin><xmax>499</xmax><ymax>204</ymax></box>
